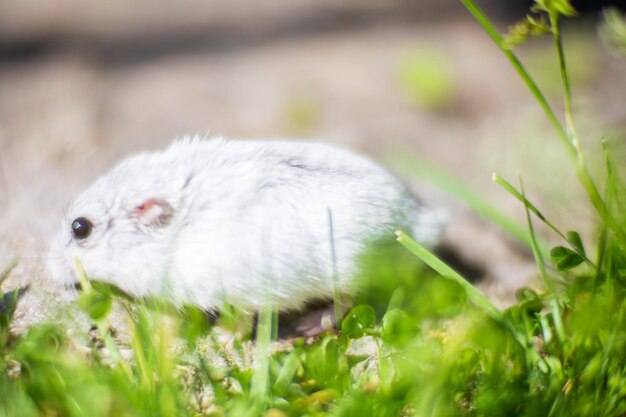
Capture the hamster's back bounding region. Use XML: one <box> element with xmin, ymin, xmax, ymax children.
<box><xmin>167</xmin><ymin>138</ymin><xmax>435</xmax><ymax>311</ymax></box>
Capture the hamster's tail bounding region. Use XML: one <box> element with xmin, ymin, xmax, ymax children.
<box><xmin>411</xmin><ymin>207</ymin><xmax>448</xmax><ymax>247</ymax></box>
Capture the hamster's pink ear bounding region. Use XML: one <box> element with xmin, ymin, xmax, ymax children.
<box><xmin>134</xmin><ymin>198</ymin><xmax>174</xmax><ymax>228</ymax></box>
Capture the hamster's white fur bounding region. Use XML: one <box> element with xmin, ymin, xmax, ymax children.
<box><xmin>48</xmin><ymin>137</ymin><xmax>444</xmax><ymax>312</ymax></box>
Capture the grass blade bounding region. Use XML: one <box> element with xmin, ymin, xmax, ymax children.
<box><xmin>461</xmin><ymin>0</ymin><xmax>625</xmax><ymax>247</ymax></box>
<box><xmin>518</xmin><ymin>177</ymin><xmax>566</xmax><ymax>343</ymax></box>
<box><xmin>518</xmin><ymin>177</ymin><xmax>549</xmax><ymax>283</ymax></box>
<box><xmin>459</xmin><ymin>0</ymin><xmax>572</xmax><ymax>158</ymax></box>
<box><xmin>493</xmin><ymin>173</ymin><xmax>597</xmax><ymax>270</ymax></box>
<box><xmin>395</xmin><ymin>231</ymin><xmax>503</xmax><ymax>321</ymax></box>
<box><xmin>396</xmin><ymin>230</ymin><xmax>549</xmax><ymax>371</ymax></box>
<box><xmin>0</xmin><ymin>259</ymin><xmax>19</xmax><ymax>286</ymax></box>
<box><xmin>388</xmin><ymin>151</ymin><xmax>531</xmax><ymax>247</ymax></box>
<box><xmin>75</xmin><ymin>258</ymin><xmax>133</xmax><ymax>378</ymax></box>
<box><xmin>462</xmin><ymin>0</ymin><xmax>585</xmax><ymax>182</ymax></box>
<box><xmin>327</xmin><ymin>208</ymin><xmax>343</xmax><ymax>329</ymax></box>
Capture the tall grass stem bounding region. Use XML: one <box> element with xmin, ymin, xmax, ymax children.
<box><xmin>327</xmin><ymin>208</ymin><xmax>343</xmax><ymax>329</ymax></box>
<box><xmin>460</xmin><ymin>0</ymin><xmax>626</xmax><ymax>245</ymax></box>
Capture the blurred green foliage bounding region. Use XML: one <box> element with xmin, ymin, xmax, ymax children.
<box><xmin>599</xmin><ymin>8</ymin><xmax>626</xmax><ymax>56</ymax></box>
<box><xmin>283</xmin><ymin>93</ymin><xmax>322</xmax><ymax>135</ymax></box>
<box><xmin>396</xmin><ymin>47</ymin><xmax>457</xmax><ymax>111</ymax></box>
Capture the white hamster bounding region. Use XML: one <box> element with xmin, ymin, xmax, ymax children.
<box><xmin>48</xmin><ymin>137</ymin><xmax>444</xmax><ymax>318</ymax></box>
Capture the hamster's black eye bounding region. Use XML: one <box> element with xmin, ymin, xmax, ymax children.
<box><xmin>71</xmin><ymin>217</ymin><xmax>93</xmax><ymax>240</ymax></box>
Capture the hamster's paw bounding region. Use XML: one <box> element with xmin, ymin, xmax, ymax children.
<box><xmin>296</xmin><ymin>305</ymin><xmax>338</xmax><ymax>337</ymax></box>
<box><xmin>295</xmin><ymin>298</ymin><xmax>352</xmax><ymax>337</ymax></box>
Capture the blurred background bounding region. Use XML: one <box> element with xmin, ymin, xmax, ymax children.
<box><xmin>0</xmin><ymin>0</ymin><xmax>625</xmax><ymax>328</ymax></box>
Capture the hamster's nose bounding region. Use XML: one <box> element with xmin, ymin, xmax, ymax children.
<box><xmin>45</xmin><ymin>247</ymin><xmax>77</xmax><ymax>287</ymax></box>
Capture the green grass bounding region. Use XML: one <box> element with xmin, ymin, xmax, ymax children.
<box><xmin>2</xmin><ymin>1</ymin><xmax>626</xmax><ymax>416</ymax></box>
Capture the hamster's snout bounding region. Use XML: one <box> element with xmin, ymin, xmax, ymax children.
<box><xmin>46</xmin><ymin>243</ymin><xmax>78</xmax><ymax>288</ymax></box>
